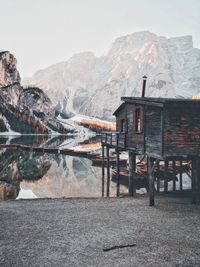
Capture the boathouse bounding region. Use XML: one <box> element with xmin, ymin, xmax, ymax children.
<box><xmin>101</xmin><ymin>79</ymin><xmax>200</xmax><ymax>206</ymax></box>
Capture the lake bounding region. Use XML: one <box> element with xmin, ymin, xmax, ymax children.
<box><xmin>0</xmin><ymin>135</ymin><xmax>192</xmax><ymax>201</ymax></box>
<box><xmin>0</xmin><ymin>134</ymin><xmax>128</xmax><ymax>200</ymax></box>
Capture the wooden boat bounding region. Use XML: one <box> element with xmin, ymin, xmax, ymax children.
<box><xmin>112</xmin><ymin>167</ymin><xmax>148</xmax><ymax>190</ymax></box>
<box><xmin>0</xmin><ymin>144</ymin><xmax>18</xmax><ymax>149</ymax></box>
<box><xmin>32</xmin><ymin>147</ymin><xmax>44</xmax><ymax>152</ymax></box>
<box><xmin>20</xmin><ymin>145</ymin><xmax>32</xmax><ymax>151</ymax></box>
<box><xmin>43</xmin><ymin>148</ymin><xmax>59</xmax><ymax>154</ymax></box>
<box><xmin>59</xmin><ymin>148</ymin><xmax>88</xmax><ymax>158</ymax></box>
<box><xmin>91</xmin><ymin>156</ymin><xmax>127</xmax><ymax>167</ymax></box>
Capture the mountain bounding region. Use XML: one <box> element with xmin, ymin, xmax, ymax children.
<box><xmin>0</xmin><ymin>51</ymin><xmax>72</xmax><ymax>134</ymax></box>
<box><xmin>23</xmin><ymin>31</ymin><xmax>200</xmax><ymax>119</ymax></box>
<box><xmin>0</xmin><ymin>50</ymin><xmax>20</xmax><ymax>87</ymax></box>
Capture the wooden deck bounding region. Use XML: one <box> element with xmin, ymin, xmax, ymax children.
<box><xmin>101</xmin><ymin>132</ymin><xmax>126</xmax><ymax>150</ymax></box>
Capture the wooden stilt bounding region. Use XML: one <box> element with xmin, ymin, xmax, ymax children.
<box><xmin>156</xmin><ymin>161</ymin><xmax>160</xmax><ymax>193</ymax></box>
<box><xmin>164</xmin><ymin>160</ymin><xmax>168</xmax><ymax>193</ymax></box>
<box><xmin>12</xmin><ymin>187</ymin><xmax>17</xmax><ymax>199</ymax></box>
<box><xmin>173</xmin><ymin>160</ymin><xmax>176</xmax><ymax>191</ymax></box>
<box><xmin>116</xmin><ymin>150</ymin><xmax>120</xmax><ymax>197</ymax></box>
<box><xmin>128</xmin><ymin>151</ymin><xmax>136</xmax><ymax>197</ymax></box>
<box><xmin>106</xmin><ymin>146</ymin><xmax>110</xmax><ymax>197</ymax></box>
<box><xmin>3</xmin><ymin>186</ymin><xmax>6</xmax><ymax>200</ymax></box>
<box><xmin>191</xmin><ymin>158</ymin><xmax>197</xmax><ymax>204</ymax></box>
<box><xmin>197</xmin><ymin>157</ymin><xmax>200</xmax><ymax>203</ymax></box>
<box><xmin>192</xmin><ymin>158</ymin><xmax>200</xmax><ymax>204</ymax></box>
<box><xmin>179</xmin><ymin>160</ymin><xmax>183</xmax><ymax>191</ymax></box>
<box><xmin>101</xmin><ymin>145</ymin><xmax>105</xmax><ymax>197</ymax></box>
<box><xmin>148</xmin><ymin>158</ymin><xmax>157</xmax><ymax>206</ymax></box>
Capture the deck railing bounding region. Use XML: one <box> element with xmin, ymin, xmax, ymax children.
<box><xmin>101</xmin><ymin>132</ymin><xmax>126</xmax><ymax>149</ymax></box>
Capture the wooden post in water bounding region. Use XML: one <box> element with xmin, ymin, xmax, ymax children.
<box><xmin>164</xmin><ymin>160</ymin><xmax>168</xmax><ymax>193</ymax></box>
<box><xmin>156</xmin><ymin>161</ymin><xmax>160</xmax><ymax>193</ymax></box>
<box><xmin>101</xmin><ymin>145</ymin><xmax>105</xmax><ymax>197</ymax></box>
<box><xmin>191</xmin><ymin>158</ymin><xmax>197</xmax><ymax>204</ymax></box>
<box><xmin>148</xmin><ymin>157</ymin><xmax>156</xmax><ymax>206</ymax></box>
<box><xmin>197</xmin><ymin>157</ymin><xmax>200</xmax><ymax>203</ymax></box>
<box><xmin>116</xmin><ymin>149</ymin><xmax>120</xmax><ymax>197</ymax></box>
<box><xmin>128</xmin><ymin>151</ymin><xmax>136</xmax><ymax>197</ymax></box>
<box><xmin>106</xmin><ymin>146</ymin><xmax>110</xmax><ymax>197</ymax></box>
<box><xmin>179</xmin><ymin>160</ymin><xmax>183</xmax><ymax>191</ymax></box>
<box><xmin>173</xmin><ymin>160</ymin><xmax>176</xmax><ymax>191</ymax></box>
<box><xmin>191</xmin><ymin>158</ymin><xmax>200</xmax><ymax>204</ymax></box>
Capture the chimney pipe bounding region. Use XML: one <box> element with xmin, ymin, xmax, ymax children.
<box><xmin>141</xmin><ymin>75</ymin><xmax>147</xmax><ymax>97</ymax></box>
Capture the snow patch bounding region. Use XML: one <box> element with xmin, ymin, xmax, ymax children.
<box><xmin>0</xmin><ymin>115</ymin><xmax>21</xmax><ymax>136</ymax></box>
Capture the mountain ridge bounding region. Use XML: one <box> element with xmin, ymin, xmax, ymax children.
<box><xmin>0</xmin><ymin>51</ymin><xmax>74</xmax><ymax>134</ymax></box>
<box><xmin>23</xmin><ymin>31</ymin><xmax>200</xmax><ymax>119</ymax></box>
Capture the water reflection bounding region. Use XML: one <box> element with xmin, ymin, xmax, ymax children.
<box><xmin>0</xmin><ymin>135</ymin><xmax>126</xmax><ymax>200</ymax></box>
<box><xmin>0</xmin><ymin>134</ymin><xmax>100</xmax><ymax>149</ymax></box>
<box><xmin>19</xmin><ymin>155</ymin><xmax>102</xmax><ymax>199</ymax></box>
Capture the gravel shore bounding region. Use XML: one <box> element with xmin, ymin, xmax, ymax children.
<box><xmin>0</xmin><ymin>194</ymin><xmax>200</xmax><ymax>267</ymax></box>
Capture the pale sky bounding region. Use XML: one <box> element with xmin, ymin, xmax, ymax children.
<box><xmin>0</xmin><ymin>0</ymin><xmax>199</xmax><ymax>77</ymax></box>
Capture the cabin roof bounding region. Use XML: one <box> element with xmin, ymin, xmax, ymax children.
<box><xmin>112</xmin><ymin>102</ymin><xmax>126</xmax><ymax>116</ymax></box>
<box><xmin>113</xmin><ymin>97</ymin><xmax>200</xmax><ymax>115</ymax></box>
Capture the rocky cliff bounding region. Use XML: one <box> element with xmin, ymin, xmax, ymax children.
<box><xmin>0</xmin><ymin>51</ymin><xmax>20</xmax><ymax>87</ymax></box>
<box><xmin>23</xmin><ymin>31</ymin><xmax>200</xmax><ymax>119</ymax></box>
<box><xmin>0</xmin><ymin>51</ymin><xmax>72</xmax><ymax>134</ymax></box>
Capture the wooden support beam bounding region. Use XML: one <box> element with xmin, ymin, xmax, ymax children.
<box><xmin>156</xmin><ymin>161</ymin><xmax>160</xmax><ymax>193</ymax></box>
<box><xmin>191</xmin><ymin>159</ymin><xmax>197</xmax><ymax>204</ymax></box>
<box><xmin>173</xmin><ymin>160</ymin><xmax>176</xmax><ymax>191</ymax></box>
<box><xmin>101</xmin><ymin>145</ymin><xmax>105</xmax><ymax>197</ymax></box>
<box><xmin>106</xmin><ymin>146</ymin><xmax>110</xmax><ymax>197</ymax></box>
<box><xmin>164</xmin><ymin>160</ymin><xmax>168</xmax><ymax>193</ymax></box>
<box><xmin>179</xmin><ymin>160</ymin><xmax>183</xmax><ymax>191</ymax></box>
<box><xmin>128</xmin><ymin>151</ymin><xmax>136</xmax><ymax>197</ymax></box>
<box><xmin>148</xmin><ymin>157</ymin><xmax>157</xmax><ymax>206</ymax></box>
<box><xmin>116</xmin><ymin>150</ymin><xmax>120</xmax><ymax>197</ymax></box>
<box><xmin>185</xmin><ymin>170</ymin><xmax>192</xmax><ymax>179</ymax></box>
<box><xmin>191</xmin><ymin>158</ymin><xmax>200</xmax><ymax>204</ymax></box>
<box><xmin>197</xmin><ymin>157</ymin><xmax>200</xmax><ymax>203</ymax></box>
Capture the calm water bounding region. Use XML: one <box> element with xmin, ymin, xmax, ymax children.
<box><xmin>0</xmin><ymin>135</ymin><xmax>127</xmax><ymax>200</ymax></box>
<box><xmin>0</xmin><ymin>135</ymin><xmax>191</xmax><ymax>201</ymax></box>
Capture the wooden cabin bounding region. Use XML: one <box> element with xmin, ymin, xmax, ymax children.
<box><xmin>112</xmin><ymin>97</ymin><xmax>200</xmax><ymax>159</ymax></box>
<box><xmin>101</xmin><ymin>96</ymin><xmax>200</xmax><ymax>206</ymax></box>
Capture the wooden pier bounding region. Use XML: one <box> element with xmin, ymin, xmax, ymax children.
<box><xmin>0</xmin><ymin>143</ymin><xmax>99</xmax><ymax>160</ymax></box>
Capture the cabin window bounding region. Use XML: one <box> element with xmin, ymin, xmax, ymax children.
<box><xmin>134</xmin><ymin>108</ymin><xmax>143</xmax><ymax>133</ymax></box>
<box><xmin>121</xmin><ymin>119</ymin><xmax>126</xmax><ymax>132</ymax></box>
<box><xmin>120</xmin><ymin>118</ymin><xmax>128</xmax><ymax>132</ymax></box>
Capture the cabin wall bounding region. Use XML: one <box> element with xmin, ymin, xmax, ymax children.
<box><xmin>145</xmin><ymin>106</ymin><xmax>162</xmax><ymax>157</ymax></box>
<box><xmin>116</xmin><ymin>107</ymin><xmax>127</xmax><ymax>132</ymax></box>
<box><xmin>164</xmin><ymin>104</ymin><xmax>200</xmax><ymax>157</ymax></box>
<box><xmin>115</xmin><ymin>103</ymin><xmax>144</xmax><ymax>153</ymax></box>
<box><xmin>126</xmin><ymin>104</ymin><xmax>144</xmax><ymax>154</ymax></box>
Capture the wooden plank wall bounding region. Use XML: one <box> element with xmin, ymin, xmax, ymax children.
<box><xmin>115</xmin><ymin>103</ymin><xmax>144</xmax><ymax>153</ymax></box>
<box><xmin>116</xmin><ymin>108</ymin><xmax>127</xmax><ymax>132</ymax></box>
<box><xmin>126</xmin><ymin>104</ymin><xmax>144</xmax><ymax>154</ymax></box>
<box><xmin>164</xmin><ymin>104</ymin><xmax>200</xmax><ymax>157</ymax></box>
<box><xmin>145</xmin><ymin>107</ymin><xmax>162</xmax><ymax>157</ymax></box>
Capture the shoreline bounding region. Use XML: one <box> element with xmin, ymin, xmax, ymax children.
<box><xmin>1</xmin><ymin>195</ymin><xmax>200</xmax><ymax>266</ymax></box>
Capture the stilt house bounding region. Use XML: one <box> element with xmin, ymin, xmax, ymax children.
<box><xmin>101</xmin><ymin>77</ymin><xmax>200</xmax><ymax>206</ymax></box>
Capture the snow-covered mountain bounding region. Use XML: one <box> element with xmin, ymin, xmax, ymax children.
<box><xmin>23</xmin><ymin>31</ymin><xmax>200</xmax><ymax>119</ymax></box>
